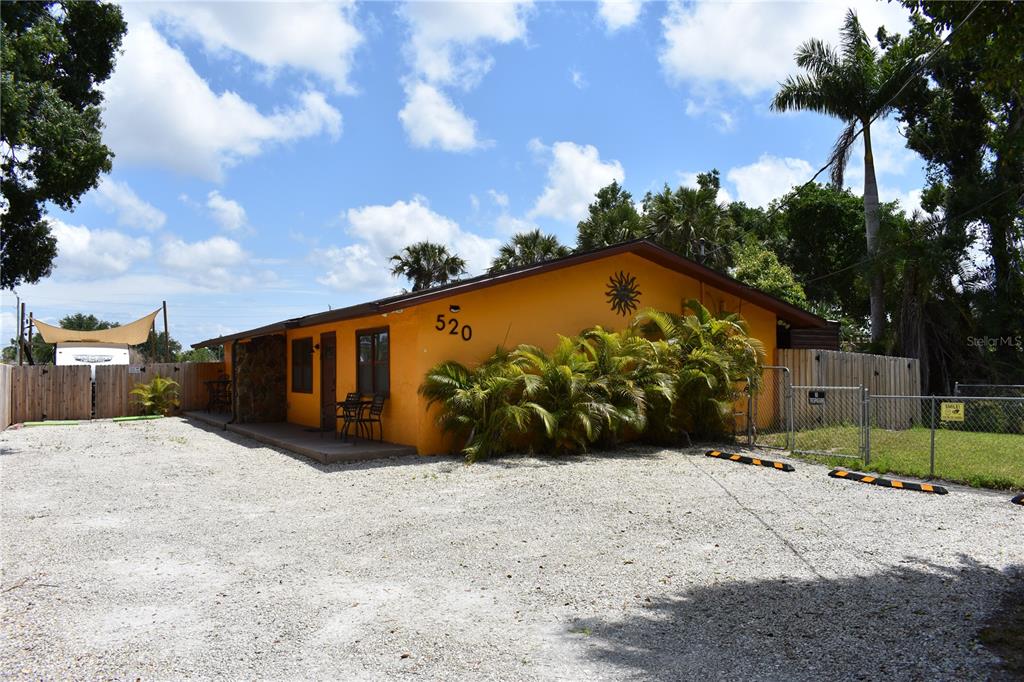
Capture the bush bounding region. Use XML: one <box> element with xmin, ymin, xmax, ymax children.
<box><xmin>418</xmin><ymin>349</ymin><xmax>543</xmax><ymax>462</ymax></box>
<box><xmin>631</xmin><ymin>301</ymin><xmax>764</xmax><ymax>438</ymax></box>
<box><xmin>420</xmin><ymin>301</ymin><xmax>763</xmax><ymax>461</ymax></box>
<box><xmin>130</xmin><ymin>376</ymin><xmax>181</xmax><ymax>416</ymax></box>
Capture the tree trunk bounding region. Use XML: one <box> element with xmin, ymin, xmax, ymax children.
<box><xmin>862</xmin><ymin>123</ymin><xmax>885</xmax><ymax>345</ymax></box>
<box><xmin>989</xmin><ymin>97</ymin><xmax>1023</xmax><ymax>356</ymax></box>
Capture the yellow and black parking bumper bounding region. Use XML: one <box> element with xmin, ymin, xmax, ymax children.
<box><xmin>828</xmin><ymin>469</ymin><xmax>948</xmax><ymax>495</ymax></box>
<box><xmin>705</xmin><ymin>450</ymin><xmax>795</xmax><ymax>472</ymax></box>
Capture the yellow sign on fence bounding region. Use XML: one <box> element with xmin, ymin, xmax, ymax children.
<box><xmin>940</xmin><ymin>402</ymin><xmax>965</xmax><ymax>422</ymax></box>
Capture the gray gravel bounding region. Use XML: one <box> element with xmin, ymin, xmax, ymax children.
<box><xmin>1</xmin><ymin>417</ymin><xmax>1021</xmax><ymax>680</ymax></box>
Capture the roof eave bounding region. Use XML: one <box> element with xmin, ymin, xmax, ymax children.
<box><xmin>189</xmin><ymin>239</ymin><xmax>829</xmax><ymax>348</ymax></box>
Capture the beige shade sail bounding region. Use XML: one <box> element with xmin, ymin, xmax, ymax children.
<box><xmin>35</xmin><ymin>309</ymin><xmax>160</xmax><ymax>345</ymax></box>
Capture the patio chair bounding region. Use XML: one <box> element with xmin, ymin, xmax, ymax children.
<box><xmin>357</xmin><ymin>394</ymin><xmax>386</xmax><ymax>442</ymax></box>
<box><xmin>337</xmin><ymin>393</ymin><xmax>365</xmax><ymax>442</ymax></box>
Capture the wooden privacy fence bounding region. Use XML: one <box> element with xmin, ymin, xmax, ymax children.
<box><xmin>777</xmin><ymin>349</ymin><xmax>921</xmax><ymax>396</ymax></box>
<box><xmin>3</xmin><ymin>361</ymin><xmax>225</xmax><ymax>425</ymax></box>
<box><xmin>1</xmin><ymin>364</ymin><xmax>14</xmax><ymax>429</ymax></box>
<box><xmin>777</xmin><ymin>349</ymin><xmax>922</xmax><ymax>430</ymax></box>
<box><xmin>10</xmin><ymin>365</ymin><xmax>92</xmax><ymax>423</ymax></box>
<box><xmin>94</xmin><ymin>362</ymin><xmax>225</xmax><ymax>418</ymax></box>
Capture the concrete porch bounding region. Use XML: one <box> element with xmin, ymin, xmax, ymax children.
<box><xmin>184</xmin><ymin>411</ymin><xmax>416</xmax><ymax>464</ymax></box>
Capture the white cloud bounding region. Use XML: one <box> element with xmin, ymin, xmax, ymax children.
<box><xmin>0</xmin><ymin>309</ymin><xmax>16</xmax><ymax>341</ymax></box>
<box><xmin>570</xmin><ymin>68</ymin><xmax>587</xmax><ymax>89</ymax></box>
<box><xmin>726</xmin><ymin>155</ymin><xmax>814</xmax><ymax>208</ymax></box>
<box><xmin>315</xmin><ymin>243</ymin><xmax>384</xmax><ymax>292</ymax></box>
<box><xmin>495</xmin><ymin>214</ymin><xmax>538</xmax><ymax>236</ymax></box>
<box><xmin>659</xmin><ymin>0</ymin><xmax>910</xmax><ymax>96</ymax></box>
<box><xmin>160</xmin><ymin>235</ymin><xmax>250</xmax><ymax>288</ymax></box>
<box><xmin>893</xmin><ymin>188</ymin><xmax>923</xmax><ymax>216</ymax></box>
<box><xmin>396</xmin><ymin>1</ymin><xmax>532</xmax><ymax>154</ymax></box>
<box><xmin>93</xmin><ymin>178</ymin><xmax>166</xmax><ymax>231</ymax></box>
<box><xmin>317</xmin><ymin>196</ymin><xmax>500</xmax><ymax>292</ymax></box>
<box><xmin>102</xmin><ymin>21</ymin><xmax>342</xmax><ymax>180</ymax></box>
<box><xmin>398</xmin><ymin>81</ymin><xmax>485</xmax><ymax>152</ymax></box>
<box><xmin>140</xmin><ymin>1</ymin><xmax>363</xmax><ymax>93</ymax></box>
<box><xmin>598</xmin><ymin>0</ymin><xmax>643</xmax><ymax>32</ymax></box>
<box><xmin>399</xmin><ymin>1</ymin><xmax>532</xmax><ymax>89</ymax></box>
<box><xmin>50</xmin><ymin>220</ymin><xmax>152</xmax><ymax>278</ymax></box>
<box><xmin>347</xmin><ymin>197</ymin><xmax>498</xmax><ymax>274</ymax></box>
<box><xmin>715</xmin><ymin>111</ymin><xmax>736</xmax><ymax>133</ymax></box>
<box><xmin>206</xmin><ymin>191</ymin><xmax>247</xmax><ymax>232</ymax></box>
<box><xmin>683</xmin><ymin>96</ymin><xmax>736</xmax><ymax>133</ymax></box>
<box><xmin>529</xmin><ymin>141</ymin><xmax>625</xmax><ymax>222</ymax></box>
<box><xmin>488</xmin><ymin>189</ymin><xmax>510</xmax><ymax>208</ymax></box>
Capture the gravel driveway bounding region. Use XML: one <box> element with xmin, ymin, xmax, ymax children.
<box><xmin>1</xmin><ymin>418</ymin><xmax>1021</xmax><ymax>680</ymax></box>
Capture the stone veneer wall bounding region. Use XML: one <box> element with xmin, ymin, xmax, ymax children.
<box><xmin>233</xmin><ymin>335</ymin><xmax>287</xmax><ymax>423</ymax></box>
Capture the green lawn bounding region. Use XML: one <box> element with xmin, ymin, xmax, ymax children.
<box><xmin>758</xmin><ymin>425</ymin><xmax>1024</xmax><ymax>490</ymax></box>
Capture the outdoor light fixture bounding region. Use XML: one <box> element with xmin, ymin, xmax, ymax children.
<box><xmin>449</xmin><ymin>304</ymin><xmax>461</xmax><ymax>313</ymax></box>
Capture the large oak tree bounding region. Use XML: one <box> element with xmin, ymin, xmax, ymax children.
<box><xmin>1</xmin><ymin>1</ymin><xmax>126</xmax><ymax>289</ymax></box>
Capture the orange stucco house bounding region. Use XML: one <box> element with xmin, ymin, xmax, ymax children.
<box><xmin>192</xmin><ymin>240</ymin><xmax>835</xmax><ymax>455</ymax></box>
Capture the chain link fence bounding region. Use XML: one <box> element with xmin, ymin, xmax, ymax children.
<box><xmin>954</xmin><ymin>382</ymin><xmax>1024</xmax><ymax>398</ymax></box>
<box><xmin>740</xmin><ymin>372</ymin><xmax>1023</xmax><ymax>487</ymax></box>
<box><xmin>789</xmin><ymin>385</ymin><xmax>866</xmax><ymax>459</ymax></box>
<box><xmin>867</xmin><ymin>395</ymin><xmax>1024</xmax><ymax>486</ymax></box>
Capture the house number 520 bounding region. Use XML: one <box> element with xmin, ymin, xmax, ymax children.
<box><xmin>435</xmin><ymin>314</ymin><xmax>473</xmax><ymax>341</ymax></box>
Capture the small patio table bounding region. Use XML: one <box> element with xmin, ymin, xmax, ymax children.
<box><xmin>204</xmin><ymin>379</ymin><xmax>231</xmax><ymax>412</ymax></box>
<box><xmin>336</xmin><ymin>395</ymin><xmax>373</xmax><ymax>443</ymax></box>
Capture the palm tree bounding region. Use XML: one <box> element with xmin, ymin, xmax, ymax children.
<box><xmin>772</xmin><ymin>9</ymin><xmax>916</xmax><ymax>344</ymax></box>
<box><xmin>489</xmin><ymin>229</ymin><xmax>571</xmax><ymax>273</ymax></box>
<box><xmin>641</xmin><ymin>173</ymin><xmax>734</xmax><ymax>270</ymax></box>
<box><xmin>389</xmin><ymin>241</ymin><xmax>467</xmax><ymax>291</ymax></box>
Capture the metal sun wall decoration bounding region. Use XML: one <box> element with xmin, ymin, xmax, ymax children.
<box><xmin>606</xmin><ymin>271</ymin><xmax>641</xmax><ymax>316</ymax></box>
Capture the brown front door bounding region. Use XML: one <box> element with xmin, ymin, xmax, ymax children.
<box><xmin>320</xmin><ymin>332</ymin><xmax>337</xmax><ymax>431</ymax></box>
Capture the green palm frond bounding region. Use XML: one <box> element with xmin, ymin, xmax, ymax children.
<box><xmin>795</xmin><ymin>37</ymin><xmax>841</xmax><ymax>78</ymax></box>
<box><xmin>130</xmin><ymin>376</ymin><xmax>180</xmax><ymax>416</ymax></box>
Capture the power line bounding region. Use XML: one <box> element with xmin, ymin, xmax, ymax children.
<box><xmin>803</xmin><ymin>187</ymin><xmax>1023</xmax><ymax>285</ymax></box>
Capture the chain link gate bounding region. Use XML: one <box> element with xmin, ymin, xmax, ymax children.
<box><xmin>789</xmin><ymin>385</ymin><xmax>868</xmax><ymax>460</ymax></box>
<box><xmin>746</xmin><ymin>366</ymin><xmax>792</xmax><ymax>449</ymax></box>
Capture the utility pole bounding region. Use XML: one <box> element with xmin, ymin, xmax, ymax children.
<box><xmin>16</xmin><ymin>296</ymin><xmax>22</xmax><ymax>365</ymax></box>
<box><xmin>18</xmin><ymin>301</ymin><xmax>25</xmax><ymax>364</ymax></box>
<box><xmin>27</xmin><ymin>312</ymin><xmax>34</xmax><ymax>365</ymax></box>
<box><xmin>162</xmin><ymin>300</ymin><xmax>169</xmax><ymax>362</ymax></box>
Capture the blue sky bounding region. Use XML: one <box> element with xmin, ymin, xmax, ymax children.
<box><xmin>2</xmin><ymin>0</ymin><xmax>925</xmax><ymax>347</ymax></box>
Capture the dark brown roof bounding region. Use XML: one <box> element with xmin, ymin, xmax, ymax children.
<box><xmin>192</xmin><ymin>239</ymin><xmax>828</xmax><ymax>349</ymax></box>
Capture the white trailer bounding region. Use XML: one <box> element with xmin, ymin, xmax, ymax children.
<box><xmin>55</xmin><ymin>342</ymin><xmax>131</xmax><ymax>380</ymax></box>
